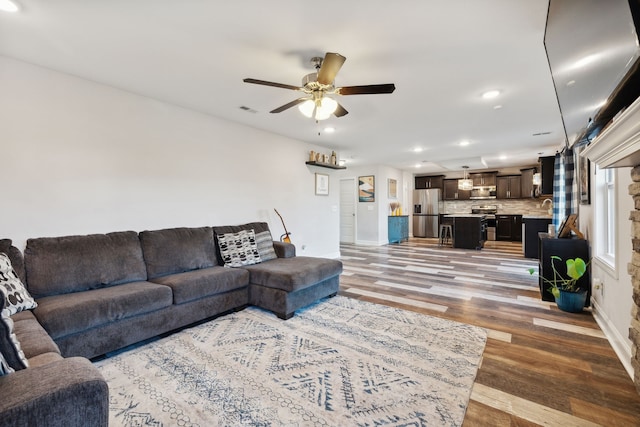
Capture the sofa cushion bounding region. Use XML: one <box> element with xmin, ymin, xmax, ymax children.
<box><xmin>216</xmin><ymin>229</ymin><xmax>261</xmax><ymax>267</ymax></box>
<box><xmin>150</xmin><ymin>266</ymin><xmax>249</xmax><ymax>304</ymax></box>
<box><xmin>242</xmin><ymin>256</ymin><xmax>343</xmax><ymax>292</ymax></box>
<box><xmin>0</xmin><ymin>253</ymin><xmax>37</xmax><ymax>315</ymax></box>
<box><xmin>255</xmin><ymin>230</ymin><xmax>277</xmax><ymax>262</ymax></box>
<box><xmin>0</xmin><ymin>294</ymin><xmax>28</xmax><ymax>370</ymax></box>
<box><xmin>25</xmin><ymin>231</ymin><xmax>148</xmax><ymax>298</ymax></box>
<box><xmin>33</xmin><ymin>281</ymin><xmax>173</xmax><ymax>339</ymax></box>
<box><xmin>212</xmin><ymin>222</ymin><xmax>272</xmax><ymax>264</ymax></box>
<box><xmin>12</xmin><ymin>310</ymin><xmax>60</xmax><ymax>359</ymax></box>
<box><xmin>139</xmin><ymin>226</ymin><xmax>218</xmax><ymax>279</ymax></box>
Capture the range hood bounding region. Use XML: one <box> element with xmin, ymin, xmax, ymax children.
<box><xmin>470</xmin><ymin>186</ymin><xmax>496</xmax><ymax>199</ymax></box>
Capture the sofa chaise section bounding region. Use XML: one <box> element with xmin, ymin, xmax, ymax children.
<box><xmin>212</xmin><ymin>222</ymin><xmax>343</xmax><ymax>319</ymax></box>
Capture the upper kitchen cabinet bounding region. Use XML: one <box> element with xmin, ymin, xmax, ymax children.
<box><xmin>496</xmin><ymin>175</ymin><xmax>521</xmax><ymax>199</ymax></box>
<box><xmin>470</xmin><ymin>172</ymin><xmax>497</xmax><ymax>186</ymax></box>
<box><xmin>443</xmin><ymin>179</ymin><xmax>471</xmax><ymax>200</ymax></box>
<box><xmin>415</xmin><ymin>175</ymin><xmax>444</xmax><ymax>189</ymax></box>
<box><xmin>520</xmin><ymin>167</ymin><xmax>536</xmax><ymax>198</ymax></box>
<box><xmin>539</xmin><ymin>156</ymin><xmax>555</xmax><ymax>196</ymax></box>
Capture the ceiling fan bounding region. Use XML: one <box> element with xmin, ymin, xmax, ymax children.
<box><xmin>243</xmin><ymin>52</ymin><xmax>396</xmax><ymax>120</ymax></box>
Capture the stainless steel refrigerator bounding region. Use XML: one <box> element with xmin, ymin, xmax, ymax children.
<box><xmin>413</xmin><ymin>189</ymin><xmax>441</xmax><ymax>238</ymax></box>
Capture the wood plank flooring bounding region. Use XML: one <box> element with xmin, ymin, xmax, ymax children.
<box><xmin>338</xmin><ymin>238</ymin><xmax>640</xmax><ymax>426</ymax></box>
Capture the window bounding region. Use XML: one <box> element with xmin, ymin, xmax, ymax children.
<box><xmin>594</xmin><ymin>166</ymin><xmax>616</xmax><ymax>272</ymax></box>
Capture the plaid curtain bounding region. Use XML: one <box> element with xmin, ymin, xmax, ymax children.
<box><xmin>552</xmin><ymin>149</ymin><xmax>578</xmax><ymax>232</ymax></box>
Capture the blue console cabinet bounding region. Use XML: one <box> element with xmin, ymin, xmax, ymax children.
<box><xmin>388</xmin><ymin>215</ymin><xmax>409</xmax><ymax>244</ymax></box>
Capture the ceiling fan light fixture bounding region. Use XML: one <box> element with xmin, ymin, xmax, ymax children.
<box><xmin>298</xmin><ymin>99</ymin><xmax>315</xmax><ymax>118</ymax></box>
<box><xmin>314</xmin><ymin>97</ymin><xmax>338</xmax><ymax>120</ymax></box>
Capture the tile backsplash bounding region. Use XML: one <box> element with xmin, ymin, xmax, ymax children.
<box><xmin>443</xmin><ymin>199</ymin><xmax>553</xmax><ymax>216</ymax></box>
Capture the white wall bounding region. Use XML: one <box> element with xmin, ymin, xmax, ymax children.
<box><xmin>337</xmin><ymin>164</ymin><xmax>407</xmax><ymax>245</ymax></box>
<box><xmin>0</xmin><ymin>56</ymin><xmax>340</xmax><ymax>258</ymax></box>
<box><xmin>581</xmin><ymin>164</ymin><xmax>634</xmax><ymax>377</ymax></box>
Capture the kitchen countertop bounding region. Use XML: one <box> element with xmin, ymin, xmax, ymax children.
<box><xmin>522</xmin><ymin>215</ymin><xmax>553</xmax><ymax>219</ymax></box>
<box><xmin>444</xmin><ymin>214</ymin><xmax>486</xmax><ymax>218</ymax></box>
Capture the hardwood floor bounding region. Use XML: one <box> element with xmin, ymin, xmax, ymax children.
<box><xmin>338</xmin><ymin>238</ymin><xmax>640</xmax><ymax>426</ymax></box>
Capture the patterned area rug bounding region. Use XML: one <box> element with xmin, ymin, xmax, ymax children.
<box><xmin>95</xmin><ymin>296</ymin><xmax>487</xmax><ymax>426</ymax></box>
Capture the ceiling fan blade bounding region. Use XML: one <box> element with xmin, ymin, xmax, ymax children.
<box><xmin>336</xmin><ymin>84</ymin><xmax>396</xmax><ymax>95</ymax></box>
<box><xmin>243</xmin><ymin>78</ymin><xmax>302</xmax><ymax>91</ymax></box>
<box><xmin>270</xmin><ymin>98</ymin><xmax>308</xmax><ymax>113</ymax></box>
<box><xmin>333</xmin><ymin>103</ymin><xmax>349</xmax><ymax>117</ymax></box>
<box><xmin>317</xmin><ymin>52</ymin><xmax>346</xmax><ymax>85</ymax></box>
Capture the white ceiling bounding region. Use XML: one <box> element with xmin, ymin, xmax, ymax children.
<box><xmin>0</xmin><ymin>0</ymin><xmax>566</xmax><ymax>173</ymax></box>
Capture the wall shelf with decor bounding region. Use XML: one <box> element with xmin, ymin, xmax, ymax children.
<box><xmin>305</xmin><ymin>161</ymin><xmax>346</xmax><ymax>170</ymax></box>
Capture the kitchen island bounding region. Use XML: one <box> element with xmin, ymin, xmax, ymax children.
<box><xmin>444</xmin><ymin>214</ymin><xmax>487</xmax><ymax>250</ymax></box>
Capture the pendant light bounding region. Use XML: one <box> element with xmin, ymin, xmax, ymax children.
<box><xmin>458</xmin><ymin>166</ymin><xmax>473</xmax><ymax>191</ymax></box>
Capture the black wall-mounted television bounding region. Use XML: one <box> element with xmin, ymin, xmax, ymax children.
<box><xmin>544</xmin><ymin>0</ymin><xmax>640</xmax><ymax>146</ymax></box>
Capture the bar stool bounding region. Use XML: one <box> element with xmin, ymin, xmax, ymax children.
<box><xmin>439</xmin><ymin>224</ymin><xmax>453</xmax><ymax>246</ymax></box>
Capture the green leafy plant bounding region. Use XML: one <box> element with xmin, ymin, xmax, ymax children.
<box><xmin>528</xmin><ymin>256</ymin><xmax>589</xmax><ymax>299</ymax></box>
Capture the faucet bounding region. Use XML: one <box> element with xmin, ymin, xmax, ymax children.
<box><xmin>542</xmin><ymin>198</ymin><xmax>553</xmax><ymax>215</ymax></box>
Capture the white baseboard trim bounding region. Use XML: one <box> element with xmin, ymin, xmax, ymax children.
<box><xmin>355</xmin><ymin>240</ymin><xmax>383</xmax><ymax>246</ymax></box>
<box><xmin>591</xmin><ymin>297</ymin><xmax>634</xmax><ymax>380</ymax></box>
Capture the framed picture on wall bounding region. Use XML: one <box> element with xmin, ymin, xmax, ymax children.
<box><xmin>388</xmin><ymin>178</ymin><xmax>397</xmax><ymax>199</ymax></box>
<box><xmin>315</xmin><ymin>173</ymin><xmax>329</xmax><ymax>196</ymax></box>
<box><xmin>575</xmin><ymin>143</ymin><xmax>590</xmax><ymax>205</ymax></box>
<box><xmin>358</xmin><ymin>175</ymin><xmax>375</xmax><ymax>202</ymax></box>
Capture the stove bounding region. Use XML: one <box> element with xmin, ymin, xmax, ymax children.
<box><xmin>471</xmin><ymin>205</ymin><xmax>497</xmax><ymax>219</ymax></box>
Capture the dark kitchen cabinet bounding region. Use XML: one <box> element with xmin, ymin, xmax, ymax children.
<box><xmin>496</xmin><ymin>214</ymin><xmax>522</xmax><ymax>241</ymax></box>
<box><xmin>415</xmin><ymin>175</ymin><xmax>444</xmax><ymax>189</ymax></box>
<box><xmin>520</xmin><ymin>167</ymin><xmax>537</xmax><ymax>198</ymax></box>
<box><xmin>538</xmin><ymin>234</ymin><xmax>590</xmax><ymax>304</ymax></box>
<box><xmin>443</xmin><ymin>179</ymin><xmax>471</xmax><ymax>200</ymax></box>
<box><xmin>497</xmin><ymin>175</ymin><xmax>522</xmax><ymax>199</ymax></box>
<box><xmin>539</xmin><ymin>156</ymin><xmax>555</xmax><ymax>196</ymax></box>
<box><xmin>470</xmin><ymin>172</ymin><xmax>497</xmax><ymax>186</ymax></box>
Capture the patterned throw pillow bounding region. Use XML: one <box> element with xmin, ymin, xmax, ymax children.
<box><xmin>0</xmin><ymin>253</ymin><xmax>37</xmax><ymax>315</ymax></box>
<box><xmin>216</xmin><ymin>229</ymin><xmax>262</xmax><ymax>268</ymax></box>
<box><xmin>255</xmin><ymin>230</ymin><xmax>277</xmax><ymax>262</ymax></box>
<box><xmin>0</xmin><ymin>293</ymin><xmax>28</xmax><ymax>370</ymax></box>
<box><xmin>0</xmin><ymin>351</ymin><xmax>13</xmax><ymax>376</ymax></box>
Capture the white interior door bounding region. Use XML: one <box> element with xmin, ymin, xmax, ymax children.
<box><xmin>340</xmin><ymin>178</ymin><xmax>356</xmax><ymax>243</ymax></box>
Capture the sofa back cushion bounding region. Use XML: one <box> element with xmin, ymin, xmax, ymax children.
<box><xmin>139</xmin><ymin>227</ymin><xmax>218</xmax><ymax>279</ymax></box>
<box><xmin>24</xmin><ymin>231</ymin><xmax>147</xmax><ymax>298</ymax></box>
<box><xmin>212</xmin><ymin>222</ymin><xmax>272</xmax><ymax>265</ymax></box>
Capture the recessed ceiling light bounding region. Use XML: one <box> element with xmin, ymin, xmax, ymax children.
<box><xmin>482</xmin><ymin>90</ymin><xmax>500</xmax><ymax>99</ymax></box>
<box><xmin>0</xmin><ymin>0</ymin><xmax>19</xmax><ymax>12</ymax></box>
<box><xmin>459</xmin><ymin>140</ymin><xmax>470</xmax><ymax>146</ymax></box>
<box><xmin>413</xmin><ymin>147</ymin><xmax>423</xmax><ymax>153</ymax></box>
<box><xmin>493</xmin><ymin>105</ymin><xmax>503</xmax><ymax>110</ymax></box>
<box><xmin>324</xmin><ymin>127</ymin><xmax>335</xmax><ymax>133</ymax></box>
<box><xmin>499</xmin><ymin>155</ymin><xmax>507</xmax><ymax>160</ymax></box>
<box><xmin>415</xmin><ymin>164</ymin><xmax>422</xmax><ymax>168</ymax></box>
<box><xmin>566</xmin><ymin>80</ymin><xmax>576</xmax><ymax>87</ymax></box>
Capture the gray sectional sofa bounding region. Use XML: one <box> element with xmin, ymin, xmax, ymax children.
<box><xmin>0</xmin><ymin>222</ymin><xmax>342</xmax><ymax>427</ymax></box>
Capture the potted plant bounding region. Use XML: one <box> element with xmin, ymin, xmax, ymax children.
<box><xmin>528</xmin><ymin>256</ymin><xmax>589</xmax><ymax>313</ymax></box>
